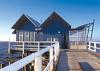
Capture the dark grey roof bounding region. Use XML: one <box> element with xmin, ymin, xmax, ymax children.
<box><xmin>71</xmin><ymin>20</ymin><xmax>95</xmax><ymax>31</ymax></box>
<box><xmin>75</xmin><ymin>24</ymin><xmax>89</xmax><ymax>30</ymax></box>
<box><xmin>41</xmin><ymin>12</ymin><xmax>71</xmax><ymax>29</ymax></box>
<box><xmin>25</xmin><ymin>15</ymin><xmax>40</xmax><ymax>27</ymax></box>
<box><xmin>12</xmin><ymin>14</ymin><xmax>40</xmax><ymax>29</ymax></box>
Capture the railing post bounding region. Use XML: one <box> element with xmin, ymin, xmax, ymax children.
<box><xmin>34</xmin><ymin>42</ymin><xmax>42</xmax><ymax>71</ymax></box>
<box><xmin>22</xmin><ymin>41</ymin><xmax>25</xmax><ymax>55</ymax></box>
<box><xmin>49</xmin><ymin>47</ymin><xmax>53</xmax><ymax>71</ymax></box>
<box><xmin>8</xmin><ymin>37</ymin><xmax>10</xmax><ymax>54</ymax></box>
<box><xmin>88</xmin><ymin>41</ymin><xmax>91</xmax><ymax>50</ymax></box>
<box><xmin>54</xmin><ymin>38</ymin><xmax>57</xmax><ymax>62</ymax></box>
<box><xmin>94</xmin><ymin>42</ymin><xmax>96</xmax><ymax>52</ymax></box>
<box><xmin>56</xmin><ymin>42</ymin><xmax>59</xmax><ymax>56</ymax></box>
<box><xmin>0</xmin><ymin>64</ymin><xmax>2</xmax><ymax>69</ymax></box>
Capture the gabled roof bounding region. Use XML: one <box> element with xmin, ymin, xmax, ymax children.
<box><xmin>25</xmin><ymin>15</ymin><xmax>40</xmax><ymax>27</ymax></box>
<box><xmin>12</xmin><ymin>14</ymin><xmax>40</xmax><ymax>29</ymax></box>
<box><xmin>41</xmin><ymin>12</ymin><xmax>71</xmax><ymax>29</ymax></box>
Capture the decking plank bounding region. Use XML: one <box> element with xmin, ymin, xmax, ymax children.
<box><xmin>56</xmin><ymin>49</ymin><xmax>100</xmax><ymax>71</ymax></box>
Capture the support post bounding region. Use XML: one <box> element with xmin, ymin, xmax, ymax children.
<box><xmin>34</xmin><ymin>57</ymin><xmax>42</xmax><ymax>71</ymax></box>
<box><xmin>31</xmin><ymin>62</ymin><xmax>34</xmax><ymax>71</ymax></box>
<box><xmin>94</xmin><ymin>42</ymin><xmax>96</xmax><ymax>52</ymax></box>
<box><xmin>49</xmin><ymin>47</ymin><xmax>53</xmax><ymax>71</ymax></box>
<box><xmin>88</xmin><ymin>41</ymin><xmax>91</xmax><ymax>50</ymax></box>
<box><xmin>51</xmin><ymin>37</ymin><xmax>52</xmax><ymax>45</ymax></box>
<box><xmin>8</xmin><ymin>37</ymin><xmax>11</xmax><ymax>54</ymax></box>
<box><xmin>38</xmin><ymin>42</ymin><xmax>40</xmax><ymax>51</ymax></box>
<box><xmin>54</xmin><ymin>38</ymin><xmax>57</xmax><ymax>62</ymax></box>
<box><xmin>0</xmin><ymin>64</ymin><xmax>2</xmax><ymax>69</ymax></box>
<box><xmin>90</xmin><ymin>20</ymin><xmax>95</xmax><ymax>41</ymax></box>
<box><xmin>22</xmin><ymin>41</ymin><xmax>25</xmax><ymax>55</ymax></box>
<box><xmin>34</xmin><ymin>32</ymin><xmax>35</xmax><ymax>43</ymax></box>
<box><xmin>34</xmin><ymin>42</ymin><xmax>42</xmax><ymax>71</ymax></box>
<box><xmin>56</xmin><ymin>42</ymin><xmax>59</xmax><ymax>56</ymax></box>
<box><xmin>86</xmin><ymin>25</ymin><xmax>90</xmax><ymax>43</ymax></box>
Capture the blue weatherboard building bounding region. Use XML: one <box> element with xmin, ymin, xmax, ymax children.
<box><xmin>11</xmin><ymin>12</ymin><xmax>94</xmax><ymax>49</ymax></box>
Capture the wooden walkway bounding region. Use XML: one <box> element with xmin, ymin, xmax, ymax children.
<box><xmin>56</xmin><ymin>49</ymin><xmax>100</xmax><ymax>71</ymax></box>
<box><xmin>56</xmin><ymin>50</ymin><xmax>69</xmax><ymax>71</ymax></box>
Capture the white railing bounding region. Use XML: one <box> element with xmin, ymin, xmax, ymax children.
<box><xmin>88</xmin><ymin>41</ymin><xmax>100</xmax><ymax>53</ymax></box>
<box><xmin>8</xmin><ymin>40</ymin><xmax>58</xmax><ymax>54</ymax></box>
<box><xmin>0</xmin><ymin>41</ymin><xmax>60</xmax><ymax>71</ymax></box>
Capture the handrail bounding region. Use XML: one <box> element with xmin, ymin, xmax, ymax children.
<box><xmin>88</xmin><ymin>41</ymin><xmax>100</xmax><ymax>52</ymax></box>
<box><xmin>9</xmin><ymin>41</ymin><xmax>58</xmax><ymax>43</ymax></box>
<box><xmin>0</xmin><ymin>41</ymin><xmax>60</xmax><ymax>71</ymax></box>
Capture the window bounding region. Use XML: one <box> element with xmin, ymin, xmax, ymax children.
<box><xmin>24</xmin><ymin>32</ymin><xmax>29</xmax><ymax>41</ymax></box>
<box><xmin>91</xmin><ymin>43</ymin><xmax>94</xmax><ymax>46</ymax></box>
<box><xmin>19</xmin><ymin>32</ymin><xmax>23</xmax><ymax>41</ymax></box>
<box><xmin>96</xmin><ymin>43</ymin><xmax>100</xmax><ymax>48</ymax></box>
<box><xmin>90</xmin><ymin>47</ymin><xmax>94</xmax><ymax>50</ymax></box>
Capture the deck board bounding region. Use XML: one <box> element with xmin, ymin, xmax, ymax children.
<box><xmin>56</xmin><ymin>49</ymin><xmax>100</xmax><ymax>71</ymax></box>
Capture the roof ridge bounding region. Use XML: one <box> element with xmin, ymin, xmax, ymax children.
<box><xmin>25</xmin><ymin>15</ymin><xmax>37</xmax><ymax>27</ymax></box>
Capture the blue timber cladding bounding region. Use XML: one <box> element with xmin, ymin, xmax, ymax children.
<box><xmin>42</xmin><ymin>20</ymin><xmax>69</xmax><ymax>34</ymax></box>
<box><xmin>18</xmin><ymin>22</ymin><xmax>36</xmax><ymax>31</ymax></box>
<box><xmin>41</xmin><ymin>12</ymin><xmax>71</xmax><ymax>34</ymax></box>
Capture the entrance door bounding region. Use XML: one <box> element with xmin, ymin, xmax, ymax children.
<box><xmin>60</xmin><ymin>33</ymin><xmax>69</xmax><ymax>49</ymax></box>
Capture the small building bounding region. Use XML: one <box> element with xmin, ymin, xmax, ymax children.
<box><xmin>11</xmin><ymin>12</ymin><xmax>94</xmax><ymax>49</ymax></box>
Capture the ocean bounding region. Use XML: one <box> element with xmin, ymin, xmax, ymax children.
<box><xmin>0</xmin><ymin>42</ymin><xmax>8</xmax><ymax>54</ymax></box>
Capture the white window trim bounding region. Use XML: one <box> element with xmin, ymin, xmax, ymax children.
<box><xmin>30</xmin><ymin>32</ymin><xmax>35</xmax><ymax>42</ymax></box>
<box><xmin>24</xmin><ymin>32</ymin><xmax>29</xmax><ymax>42</ymax></box>
<box><xmin>19</xmin><ymin>32</ymin><xmax>23</xmax><ymax>41</ymax></box>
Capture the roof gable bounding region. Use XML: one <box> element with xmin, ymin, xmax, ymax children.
<box><xmin>41</xmin><ymin>12</ymin><xmax>71</xmax><ymax>29</ymax></box>
<box><xmin>12</xmin><ymin>14</ymin><xmax>40</xmax><ymax>29</ymax></box>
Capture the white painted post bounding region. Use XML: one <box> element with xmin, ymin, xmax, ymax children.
<box><xmin>22</xmin><ymin>41</ymin><xmax>25</xmax><ymax>55</ymax></box>
<box><xmin>94</xmin><ymin>42</ymin><xmax>96</xmax><ymax>52</ymax></box>
<box><xmin>88</xmin><ymin>41</ymin><xmax>91</xmax><ymax>50</ymax></box>
<box><xmin>34</xmin><ymin>57</ymin><xmax>42</xmax><ymax>71</ymax></box>
<box><xmin>8</xmin><ymin>37</ymin><xmax>10</xmax><ymax>54</ymax></box>
<box><xmin>0</xmin><ymin>64</ymin><xmax>2</xmax><ymax>69</ymax></box>
<box><xmin>22</xmin><ymin>41</ymin><xmax>26</xmax><ymax>71</ymax></box>
<box><xmin>49</xmin><ymin>47</ymin><xmax>53</xmax><ymax>71</ymax></box>
<box><xmin>57</xmin><ymin>42</ymin><xmax>60</xmax><ymax>56</ymax></box>
<box><xmin>51</xmin><ymin>37</ymin><xmax>52</xmax><ymax>45</ymax></box>
<box><xmin>34</xmin><ymin>32</ymin><xmax>35</xmax><ymax>43</ymax></box>
<box><xmin>38</xmin><ymin>42</ymin><xmax>40</xmax><ymax>51</ymax></box>
<box><xmin>34</xmin><ymin>42</ymin><xmax>42</xmax><ymax>71</ymax></box>
<box><xmin>54</xmin><ymin>38</ymin><xmax>57</xmax><ymax>62</ymax></box>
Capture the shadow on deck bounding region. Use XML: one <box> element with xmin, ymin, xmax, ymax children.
<box><xmin>56</xmin><ymin>49</ymin><xmax>69</xmax><ymax>71</ymax></box>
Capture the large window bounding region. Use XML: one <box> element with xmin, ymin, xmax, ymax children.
<box><xmin>24</xmin><ymin>32</ymin><xmax>29</xmax><ymax>41</ymax></box>
<box><xmin>19</xmin><ymin>32</ymin><xmax>23</xmax><ymax>41</ymax></box>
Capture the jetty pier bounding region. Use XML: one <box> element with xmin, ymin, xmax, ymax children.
<box><xmin>0</xmin><ymin>40</ymin><xmax>60</xmax><ymax>71</ymax></box>
<box><xmin>0</xmin><ymin>12</ymin><xmax>100</xmax><ymax>71</ymax></box>
<box><xmin>0</xmin><ymin>40</ymin><xmax>100</xmax><ymax>71</ymax></box>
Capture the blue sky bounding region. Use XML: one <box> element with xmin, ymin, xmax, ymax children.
<box><xmin>0</xmin><ymin>0</ymin><xmax>100</xmax><ymax>41</ymax></box>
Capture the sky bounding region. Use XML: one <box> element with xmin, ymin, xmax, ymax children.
<box><xmin>0</xmin><ymin>0</ymin><xmax>100</xmax><ymax>41</ymax></box>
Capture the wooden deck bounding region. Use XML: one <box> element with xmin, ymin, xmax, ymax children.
<box><xmin>56</xmin><ymin>50</ymin><xmax>69</xmax><ymax>71</ymax></box>
<box><xmin>56</xmin><ymin>49</ymin><xmax>100</xmax><ymax>71</ymax></box>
